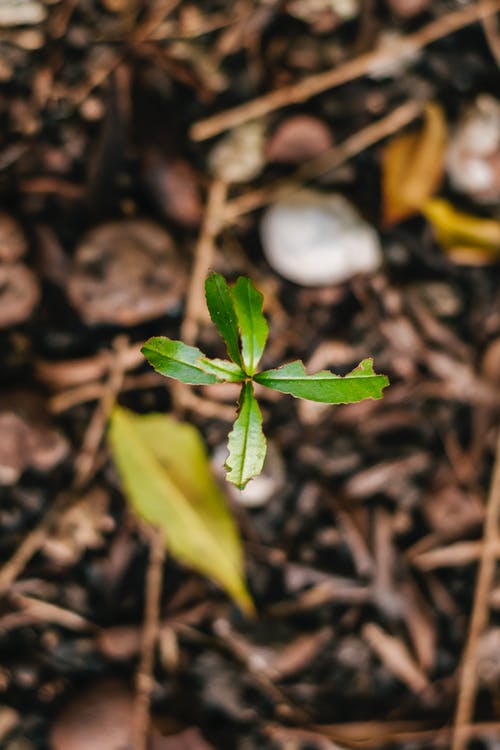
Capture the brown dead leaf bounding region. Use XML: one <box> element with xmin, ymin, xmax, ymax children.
<box><xmin>382</xmin><ymin>103</ymin><xmax>447</xmax><ymax>226</ymax></box>
<box><xmin>422</xmin><ymin>198</ymin><xmax>500</xmax><ymax>263</ymax></box>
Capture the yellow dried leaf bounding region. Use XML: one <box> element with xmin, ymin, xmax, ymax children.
<box><xmin>108</xmin><ymin>406</ymin><xmax>254</xmax><ymax>615</ymax></box>
<box><xmin>382</xmin><ymin>102</ymin><xmax>447</xmax><ymax>226</ymax></box>
<box><xmin>423</xmin><ymin>198</ymin><xmax>500</xmax><ymax>264</ymax></box>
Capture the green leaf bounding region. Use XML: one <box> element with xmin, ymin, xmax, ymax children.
<box><xmin>142</xmin><ymin>337</ymin><xmax>217</xmax><ymax>385</ymax></box>
<box><xmin>255</xmin><ymin>358</ymin><xmax>389</xmax><ymax>403</ymax></box>
<box><xmin>108</xmin><ymin>406</ymin><xmax>254</xmax><ymax>615</ymax></box>
<box><xmin>225</xmin><ymin>382</ymin><xmax>267</xmax><ymax>490</ymax></box>
<box><xmin>198</xmin><ymin>358</ymin><xmax>246</xmax><ymax>382</ymax></box>
<box><xmin>205</xmin><ymin>273</ymin><xmax>244</xmax><ymax>368</ymax></box>
<box><xmin>231</xmin><ymin>276</ymin><xmax>269</xmax><ymax>375</ymax></box>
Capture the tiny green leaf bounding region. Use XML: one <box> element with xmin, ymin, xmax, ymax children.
<box><xmin>108</xmin><ymin>406</ymin><xmax>254</xmax><ymax>615</ymax></box>
<box><xmin>205</xmin><ymin>273</ymin><xmax>244</xmax><ymax>368</ymax></box>
<box><xmin>198</xmin><ymin>357</ymin><xmax>246</xmax><ymax>382</ymax></box>
<box><xmin>231</xmin><ymin>276</ymin><xmax>268</xmax><ymax>375</ymax></box>
<box><xmin>255</xmin><ymin>357</ymin><xmax>389</xmax><ymax>403</ymax></box>
<box><xmin>226</xmin><ymin>382</ymin><xmax>267</xmax><ymax>490</ymax></box>
<box><xmin>142</xmin><ymin>337</ymin><xmax>217</xmax><ymax>385</ymax></box>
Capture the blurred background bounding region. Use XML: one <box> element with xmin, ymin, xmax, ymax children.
<box><xmin>0</xmin><ymin>0</ymin><xmax>500</xmax><ymax>748</ymax></box>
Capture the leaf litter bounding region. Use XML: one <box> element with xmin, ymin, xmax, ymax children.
<box><xmin>0</xmin><ymin>1</ymin><xmax>499</xmax><ymax>749</ymax></box>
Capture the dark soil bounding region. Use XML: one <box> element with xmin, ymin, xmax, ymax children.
<box><xmin>0</xmin><ymin>1</ymin><xmax>500</xmax><ymax>749</ymax></box>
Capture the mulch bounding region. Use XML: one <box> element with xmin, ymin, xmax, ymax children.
<box><xmin>0</xmin><ymin>1</ymin><xmax>500</xmax><ymax>748</ymax></box>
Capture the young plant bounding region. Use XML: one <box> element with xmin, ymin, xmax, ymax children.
<box><xmin>142</xmin><ymin>273</ymin><xmax>389</xmax><ymax>489</ymax></box>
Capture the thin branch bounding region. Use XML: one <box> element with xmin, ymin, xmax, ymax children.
<box><xmin>190</xmin><ymin>0</ymin><xmax>500</xmax><ymax>141</ymax></box>
<box><xmin>452</xmin><ymin>427</ymin><xmax>500</xmax><ymax>750</ymax></box>
<box><xmin>181</xmin><ymin>178</ymin><xmax>228</xmax><ymax>345</ymax></box>
<box><xmin>0</xmin><ymin>336</ymin><xmax>128</xmax><ymax>596</ymax></box>
<box><xmin>133</xmin><ymin>526</ymin><xmax>165</xmax><ymax>750</ymax></box>
<box><xmin>224</xmin><ymin>98</ymin><xmax>423</xmax><ymax>221</ymax></box>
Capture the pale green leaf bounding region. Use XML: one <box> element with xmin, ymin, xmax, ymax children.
<box><xmin>255</xmin><ymin>358</ymin><xmax>389</xmax><ymax>403</ymax></box>
<box><xmin>225</xmin><ymin>382</ymin><xmax>267</xmax><ymax>490</ymax></box>
<box><xmin>198</xmin><ymin>358</ymin><xmax>245</xmax><ymax>382</ymax></box>
<box><xmin>205</xmin><ymin>273</ymin><xmax>244</xmax><ymax>367</ymax></box>
<box><xmin>142</xmin><ymin>337</ymin><xmax>217</xmax><ymax>385</ymax></box>
<box><xmin>108</xmin><ymin>406</ymin><xmax>254</xmax><ymax>614</ymax></box>
<box><xmin>231</xmin><ymin>276</ymin><xmax>269</xmax><ymax>375</ymax></box>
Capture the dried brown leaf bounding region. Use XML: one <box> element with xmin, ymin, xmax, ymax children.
<box><xmin>382</xmin><ymin>103</ymin><xmax>446</xmax><ymax>226</ymax></box>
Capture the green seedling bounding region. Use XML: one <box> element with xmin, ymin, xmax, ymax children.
<box><xmin>142</xmin><ymin>273</ymin><xmax>389</xmax><ymax>490</ymax></box>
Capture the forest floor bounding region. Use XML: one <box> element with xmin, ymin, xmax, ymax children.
<box><xmin>1</xmin><ymin>1</ymin><xmax>500</xmax><ymax>749</ymax></box>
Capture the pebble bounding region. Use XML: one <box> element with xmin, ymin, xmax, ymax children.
<box><xmin>0</xmin><ymin>213</ymin><xmax>27</xmax><ymax>262</ymax></box>
<box><xmin>68</xmin><ymin>219</ymin><xmax>185</xmax><ymax>325</ymax></box>
<box><xmin>0</xmin><ymin>391</ymin><xmax>69</xmax><ymax>485</ymax></box>
<box><xmin>385</xmin><ymin>0</ymin><xmax>430</xmax><ymax>17</ymax></box>
<box><xmin>266</xmin><ymin>115</ymin><xmax>333</xmax><ymax>164</ymax></box>
<box><xmin>49</xmin><ymin>679</ymin><xmax>134</xmax><ymax>750</ymax></box>
<box><xmin>0</xmin><ymin>0</ymin><xmax>46</xmax><ymax>26</ymax></box>
<box><xmin>260</xmin><ymin>190</ymin><xmax>382</xmax><ymax>286</ymax></box>
<box><xmin>287</xmin><ymin>0</ymin><xmax>360</xmax><ymax>29</ymax></box>
<box><xmin>476</xmin><ymin>628</ymin><xmax>500</xmax><ymax>688</ymax></box>
<box><xmin>213</xmin><ymin>440</ymin><xmax>284</xmax><ymax>507</ymax></box>
<box><xmin>446</xmin><ymin>95</ymin><xmax>500</xmax><ymax>204</ymax></box>
<box><xmin>0</xmin><ymin>263</ymin><xmax>40</xmax><ymax>328</ymax></box>
<box><xmin>209</xmin><ymin>122</ymin><xmax>266</xmax><ymax>183</ymax></box>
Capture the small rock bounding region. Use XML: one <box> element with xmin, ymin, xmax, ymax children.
<box><xmin>49</xmin><ymin>679</ymin><xmax>134</xmax><ymax>750</ymax></box>
<box><xmin>67</xmin><ymin>219</ymin><xmax>185</xmax><ymax>325</ymax></box>
<box><xmin>446</xmin><ymin>95</ymin><xmax>500</xmax><ymax>204</ymax></box>
<box><xmin>213</xmin><ymin>440</ymin><xmax>284</xmax><ymax>507</ymax></box>
<box><xmin>260</xmin><ymin>190</ymin><xmax>382</xmax><ymax>286</ymax></box>
<box><xmin>477</xmin><ymin>629</ymin><xmax>500</xmax><ymax>689</ymax></box>
<box><xmin>0</xmin><ymin>263</ymin><xmax>39</xmax><ymax>327</ymax></box>
<box><xmin>101</xmin><ymin>0</ymin><xmax>139</xmax><ymax>12</ymax></box>
<box><xmin>266</xmin><ymin>115</ymin><xmax>333</xmax><ymax>164</ymax></box>
<box><xmin>151</xmin><ymin>728</ymin><xmax>215</xmax><ymax>750</ymax></box>
<box><xmin>0</xmin><ymin>0</ymin><xmax>46</xmax><ymax>26</ymax></box>
<box><xmin>385</xmin><ymin>0</ymin><xmax>430</xmax><ymax>18</ymax></box>
<box><xmin>97</xmin><ymin>625</ymin><xmax>141</xmax><ymax>661</ymax></box>
<box><xmin>0</xmin><ymin>391</ymin><xmax>69</xmax><ymax>485</ymax></box>
<box><xmin>408</xmin><ymin>281</ymin><xmax>462</xmax><ymax>318</ymax></box>
<box><xmin>143</xmin><ymin>152</ymin><xmax>202</xmax><ymax>227</ymax></box>
<box><xmin>287</xmin><ymin>0</ymin><xmax>359</xmax><ymax>32</ymax></box>
<box><xmin>0</xmin><ymin>213</ymin><xmax>27</xmax><ymax>262</ymax></box>
<box><xmin>482</xmin><ymin>338</ymin><xmax>500</xmax><ymax>384</ymax></box>
<box><xmin>209</xmin><ymin>122</ymin><xmax>266</xmax><ymax>183</ymax></box>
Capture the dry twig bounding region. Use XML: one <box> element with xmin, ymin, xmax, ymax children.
<box><xmin>181</xmin><ymin>178</ymin><xmax>228</xmax><ymax>345</ymax></box>
<box><xmin>133</xmin><ymin>526</ymin><xmax>165</xmax><ymax>750</ymax></box>
<box><xmin>0</xmin><ymin>336</ymin><xmax>128</xmax><ymax>596</ymax></box>
<box><xmin>223</xmin><ymin>99</ymin><xmax>423</xmax><ymax>220</ymax></box>
<box><xmin>191</xmin><ymin>0</ymin><xmax>500</xmax><ymax>141</ymax></box>
<box><xmin>451</xmin><ymin>428</ymin><xmax>500</xmax><ymax>750</ymax></box>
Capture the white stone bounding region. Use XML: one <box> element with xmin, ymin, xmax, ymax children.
<box><xmin>212</xmin><ymin>441</ymin><xmax>284</xmax><ymax>507</ymax></box>
<box><xmin>0</xmin><ymin>0</ymin><xmax>46</xmax><ymax>26</ymax></box>
<box><xmin>260</xmin><ymin>190</ymin><xmax>382</xmax><ymax>286</ymax></box>
<box><xmin>287</xmin><ymin>0</ymin><xmax>359</xmax><ymax>22</ymax></box>
<box><xmin>209</xmin><ymin>121</ymin><xmax>266</xmax><ymax>184</ymax></box>
<box><xmin>446</xmin><ymin>95</ymin><xmax>500</xmax><ymax>203</ymax></box>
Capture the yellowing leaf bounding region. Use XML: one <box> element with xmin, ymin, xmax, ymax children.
<box><xmin>108</xmin><ymin>406</ymin><xmax>254</xmax><ymax>615</ymax></box>
<box><xmin>423</xmin><ymin>198</ymin><xmax>500</xmax><ymax>263</ymax></box>
<box><xmin>382</xmin><ymin>102</ymin><xmax>447</xmax><ymax>226</ymax></box>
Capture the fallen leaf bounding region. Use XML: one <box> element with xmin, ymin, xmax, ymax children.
<box><xmin>422</xmin><ymin>197</ymin><xmax>500</xmax><ymax>263</ymax></box>
<box><xmin>108</xmin><ymin>406</ymin><xmax>254</xmax><ymax>615</ymax></box>
<box><xmin>382</xmin><ymin>102</ymin><xmax>447</xmax><ymax>226</ymax></box>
